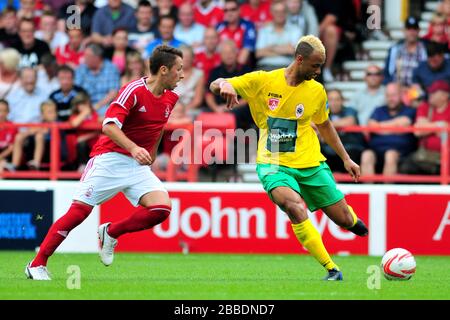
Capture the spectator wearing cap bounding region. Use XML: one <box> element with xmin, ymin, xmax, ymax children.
<box><xmin>383</xmin><ymin>16</ymin><xmax>427</xmax><ymax>86</ymax></box>
<box><xmin>412</xmin><ymin>41</ymin><xmax>450</xmax><ymax>95</ymax></box>
<box><xmin>74</xmin><ymin>44</ymin><xmax>120</xmax><ymax>118</ymax></box>
<box><xmin>360</xmin><ymin>82</ymin><xmax>417</xmax><ymax>179</ymax></box>
<box><xmin>91</xmin><ymin>0</ymin><xmax>137</xmax><ymax>47</ymax></box>
<box><xmin>350</xmin><ymin>64</ymin><xmax>386</xmax><ymax>125</ymax></box>
<box><xmin>400</xmin><ymin>79</ymin><xmax>450</xmax><ymax>175</ymax></box>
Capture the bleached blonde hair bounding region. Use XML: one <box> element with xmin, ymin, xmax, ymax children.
<box><xmin>0</xmin><ymin>48</ymin><xmax>21</xmax><ymax>71</ymax></box>
<box><xmin>295</xmin><ymin>35</ymin><xmax>326</xmax><ymax>58</ymax></box>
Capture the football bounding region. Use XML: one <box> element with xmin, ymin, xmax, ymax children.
<box><xmin>381</xmin><ymin>248</ymin><xmax>416</xmax><ymax>281</ymax></box>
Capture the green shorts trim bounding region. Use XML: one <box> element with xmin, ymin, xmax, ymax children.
<box><xmin>256</xmin><ymin>162</ymin><xmax>344</xmax><ymax>212</ymax></box>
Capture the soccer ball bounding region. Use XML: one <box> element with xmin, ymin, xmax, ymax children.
<box><xmin>381</xmin><ymin>248</ymin><xmax>416</xmax><ymax>281</ymax></box>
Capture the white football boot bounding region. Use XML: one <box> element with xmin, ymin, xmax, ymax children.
<box><xmin>98</xmin><ymin>222</ymin><xmax>118</xmax><ymax>266</ymax></box>
<box><xmin>25</xmin><ymin>263</ymin><xmax>51</xmax><ymax>280</ymax></box>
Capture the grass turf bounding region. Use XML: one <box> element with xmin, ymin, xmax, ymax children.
<box><xmin>0</xmin><ymin>251</ymin><xmax>449</xmax><ymax>300</ymax></box>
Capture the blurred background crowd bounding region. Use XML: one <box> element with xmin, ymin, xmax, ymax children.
<box><xmin>0</xmin><ymin>0</ymin><xmax>449</xmax><ymax>182</ymax></box>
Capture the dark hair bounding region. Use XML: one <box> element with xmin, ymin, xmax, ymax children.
<box><xmin>295</xmin><ymin>41</ymin><xmax>314</xmax><ymax>58</ymax></box>
<box><xmin>18</xmin><ymin>18</ymin><xmax>35</xmax><ymax>29</ymax></box>
<box><xmin>138</xmin><ymin>0</ymin><xmax>152</xmax><ymax>8</ymax></box>
<box><xmin>224</xmin><ymin>0</ymin><xmax>240</xmax><ymax>6</ymax></box>
<box><xmin>0</xmin><ymin>99</ymin><xmax>9</xmax><ymax>112</ymax></box>
<box><xmin>426</xmin><ymin>41</ymin><xmax>446</xmax><ymax>57</ymax></box>
<box><xmin>86</xmin><ymin>43</ymin><xmax>104</xmax><ymax>57</ymax></box>
<box><xmin>1</xmin><ymin>6</ymin><xmax>17</xmax><ymax>16</ymax></box>
<box><xmin>149</xmin><ymin>45</ymin><xmax>183</xmax><ymax>75</ymax></box>
<box><xmin>112</xmin><ymin>27</ymin><xmax>128</xmax><ymax>36</ymax></box>
<box><xmin>57</xmin><ymin>64</ymin><xmax>75</xmax><ymax>76</ymax></box>
<box><xmin>71</xmin><ymin>93</ymin><xmax>92</xmax><ymax>114</ymax></box>
<box><xmin>41</xmin><ymin>10</ymin><xmax>56</xmax><ymax>19</ymax></box>
<box><xmin>158</xmin><ymin>14</ymin><xmax>176</xmax><ymax>26</ymax></box>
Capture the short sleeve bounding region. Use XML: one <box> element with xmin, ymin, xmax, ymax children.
<box><xmin>312</xmin><ymin>87</ymin><xmax>329</xmax><ymax>124</ymax></box>
<box><xmin>227</xmin><ymin>71</ymin><xmax>265</xmax><ymax>100</ymax></box>
<box><xmin>103</xmin><ymin>83</ymin><xmax>139</xmax><ymax>128</ymax></box>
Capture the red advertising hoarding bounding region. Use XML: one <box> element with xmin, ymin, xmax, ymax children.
<box><xmin>386</xmin><ymin>194</ymin><xmax>450</xmax><ymax>255</ymax></box>
<box><xmin>100</xmin><ymin>192</ymin><xmax>369</xmax><ymax>254</ymax></box>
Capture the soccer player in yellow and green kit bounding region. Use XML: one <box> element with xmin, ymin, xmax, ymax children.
<box><xmin>210</xmin><ymin>35</ymin><xmax>368</xmax><ymax>281</ymax></box>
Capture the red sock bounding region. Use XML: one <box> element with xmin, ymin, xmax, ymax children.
<box><xmin>107</xmin><ymin>205</ymin><xmax>171</xmax><ymax>239</ymax></box>
<box><xmin>31</xmin><ymin>202</ymin><xmax>92</xmax><ymax>267</ymax></box>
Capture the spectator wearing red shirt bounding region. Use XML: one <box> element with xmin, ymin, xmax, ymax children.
<box><xmin>400</xmin><ymin>80</ymin><xmax>450</xmax><ymax>175</ymax></box>
<box><xmin>216</xmin><ymin>0</ymin><xmax>257</xmax><ymax>66</ymax></box>
<box><xmin>240</xmin><ymin>0</ymin><xmax>272</xmax><ymax>30</ymax></box>
<box><xmin>0</xmin><ymin>99</ymin><xmax>17</xmax><ymax>173</ymax></box>
<box><xmin>55</xmin><ymin>28</ymin><xmax>85</xmax><ymax>68</ymax></box>
<box><xmin>194</xmin><ymin>27</ymin><xmax>221</xmax><ymax>81</ymax></box>
<box><xmin>68</xmin><ymin>93</ymin><xmax>100</xmax><ymax>172</ymax></box>
<box><xmin>194</xmin><ymin>0</ymin><xmax>224</xmax><ymax>27</ymax></box>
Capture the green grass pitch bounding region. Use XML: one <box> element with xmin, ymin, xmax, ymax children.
<box><xmin>1</xmin><ymin>251</ymin><xmax>449</xmax><ymax>300</ymax></box>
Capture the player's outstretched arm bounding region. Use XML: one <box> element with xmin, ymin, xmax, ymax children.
<box><xmin>209</xmin><ymin>78</ymin><xmax>239</xmax><ymax>110</ymax></box>
<box><xmin>315</xmin><ymin>119</ymin><xmax>360</xmax><ymax>182</ymax></box>
<box><xmin>103</xmin><ymin>123</ymin><xmax>153</xmax><ymax>165</ymax></box>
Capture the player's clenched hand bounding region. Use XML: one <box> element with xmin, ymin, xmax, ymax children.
<box><xmin>131</xmin><ymin>146</ymin><xmax>153</xmax><ymax>165</ymax></box>
<box><xmin>344</xmin><ymin>158</ymin><xmax>360</xmax><ymax>183</ymax></box>
<box><xmin>219</xmin><ymin>81</ymin><xmax>239</xmax><ymax>110</ymax></box>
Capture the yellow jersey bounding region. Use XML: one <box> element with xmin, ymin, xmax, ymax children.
<box><xmin>227</xmin><ymin>68</ymin><xmax>329</xmax><ymax>168</ymax></box>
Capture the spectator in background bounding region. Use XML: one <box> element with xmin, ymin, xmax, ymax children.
<box><xmin>422</xmin><ymin>13</ymin><xmax>450</xmax><ymax>52</ymax></box>
<box><xmin>13</xmin><ymin>18</ymin><xmax>51</xmax><ymax>68</ymax></box>
<box><xmin>217</xmin><ymin>0</ymin><xmax>256</xmax><ymax>66</ymax></box>
<box><xmin>255</xmin><ymin>0</ymin><xmax>302</xmax><ymax>71</ymax></box>
<box><xmin>171</xmin><ymin>45</ymin><xmax>204</xmax><ymax>123</ymax></box>
<box><xmin>57</xmin><ymin>0</ymin><xmax>97</xmax><ymax>39</ymax></box>
<box><xmin>17</xmin><ymin>100</ymin><xmax>68</xmax><ymax>170</ymax></box>
<box><xmin>42</xmin><ymin>0</ymin><xmax>72</xmax><ymax>12</ymax></box>
<box><xmin>206</xmin><ymin>40</ymin><xmax>253</xmax><ymax>129</ymax></box>
<box><xmin>6</xmin><ymin>67</ymin><xmax>48</xmax><ymax>125</ymax></box>
<box><xmin>194</xmin><ymin>27</ymin><xmax>221</xmax><ymax>81</ymax></box>
<box><xmin>383</xmin><ymin>16</ymin><xmax>427</xmax><ymax>86</ymax></box>
<box><xmin>0</xmin><ymin>99</ymin><xmax>17</xmax><ymax>173</ymax></box>
<box><xmin>361</xmin><ymin>83</ymin><xmax>417</xmax><ymax>178</ymax></box>
<box><xmin>350</xmin><ymin>64</ymin><xmax>386</xmax><ymax>125</ymax></box>
<box><xmin>75</xmin><ymin>44</ymin><xmax>120</xmax><ymax>118</ymax></box>
<box><xmin>0</xmin><ymin>48</ymin><xmax>21</xmax><ymax>99</ymax></box>
<box><xmin>286</xmin><ymin>0</ymin><xmax>319</xmax><ymax>37</ymax></box>
<box><xmin>128</xmin><ymin>0</ymin><xmax>158</xmax><ymax>52</ymax></box>
<box><xmin>143</xmin><ymin>15</ymin><xmax>185</xmax><ymax>59</ymax></box>
<box><xmin>54</xmin><ymin>28</ymin><xmax>85</xmax><ymax>69</ymax></box>
<box><xmin>310</xmin><ymin>0</ymin><xmax>359</xmax><ymax>82</ymax></box>
<box><xmin>174</xmin><ymin>2</ymin><xmax>205</xmax><ymax>50</ymax></box>
<box><xmin>121</xmin><ymin>51</ymin><xmax>146</xmax><ymax>85</ymax></box>
<box><xmin>69</xmin><ymin>93</ymin><xmax>100</xmax><ymax>172</ymax></box>
<box><xmin>412</xmin><ymin>41</ymin><xmax>450</xmax><ymax>95</ymax></box>
<box><xmin>153</xmin><ymin>0</ymin><xmax>178</xmax><ymax>25</ymax></box>
<box><xmin>37</xmin><ymin>53</ymin><xmax>60</xmax><ymax>94</ymax></box>
<box><xmin>7</xmin><ymin>68</ymin><xmax>49</xmax><ymax>171</ymax></box>
<box><xmin>91</xmin><ymin>0</ymin><xmax>136</xmax><ymax>47</ymax></box>
<box><xmin>321</xmin><ymin>89</ymin><xmax>365</xmax><ymax>172</ymax></box>
<box><xmin>17</xmin><ymin>0</ymin><xmax>41</xmax><ymax>25</ymax></box>
<box><xmin>400</xmin><ymin>80</ymin><xmax>450</xmax><ymax>175</ymax></box>
<box><xmin>0</xmin><ymin>0</ymin><xmax>20</xmax><ymax>12</ymax></box>
<box><xmin>194</xmin><ymin>0</ymin><xmax>224</xmax><ymax>27</ymax></box>
<box><xmin>49</xmin><ymin>65</ymin><xmax>87</xmax><ymax>121</ymax></box>
<box><xmin>0</xmin><ymin>7</ymin><xmax>21</xmax><ymax>48</ymax></box>
<box><xmin>35</xmin><ymin>11</ymin><xmax>69</xmax><ymax>52</ymax></box>
<box><xmin>436</xmin><ymin>0</ymin><xmax>450</xmax><ymax>25</ymax></box>
<box><xmin>103</xmin><ymin>28</ymin><xmax>137</xmax><ymax>74</ymax></box>
<box><xmin>240</xmin><ymin>0</ymin><xmax>272</xmax><ymax>30</ymax></box>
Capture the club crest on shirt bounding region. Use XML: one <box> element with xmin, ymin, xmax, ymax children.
<box><xmin>268</xmin><ymin>98</ymin><xmax>280</xmax><ymax>111</ymax></box>
<box><xmin>165</xmin><ymin>105</ymin><xmax>171</xmax><ymax>118</ymax></box>
<box><xmin>295</xmin><ymin>104</ymin><xmax>304</xmax><ymax>118</ymax></box>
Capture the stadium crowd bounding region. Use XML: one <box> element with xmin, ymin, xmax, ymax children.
<box><xmin>0</xmin><ymin>0</ymin><xmax>449</xmax><ymax>181</ymax></box>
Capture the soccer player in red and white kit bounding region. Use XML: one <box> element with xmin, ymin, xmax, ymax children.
<box><xmin>25</xmin><ymin>45</ymin><xmax>184</xmax><ymax>280</ymax></box>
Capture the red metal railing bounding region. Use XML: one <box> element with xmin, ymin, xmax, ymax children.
<box><xmin>0</xmin><ymin>122</ymin><xmax>449</xmax><ymax>184</ymax></box>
